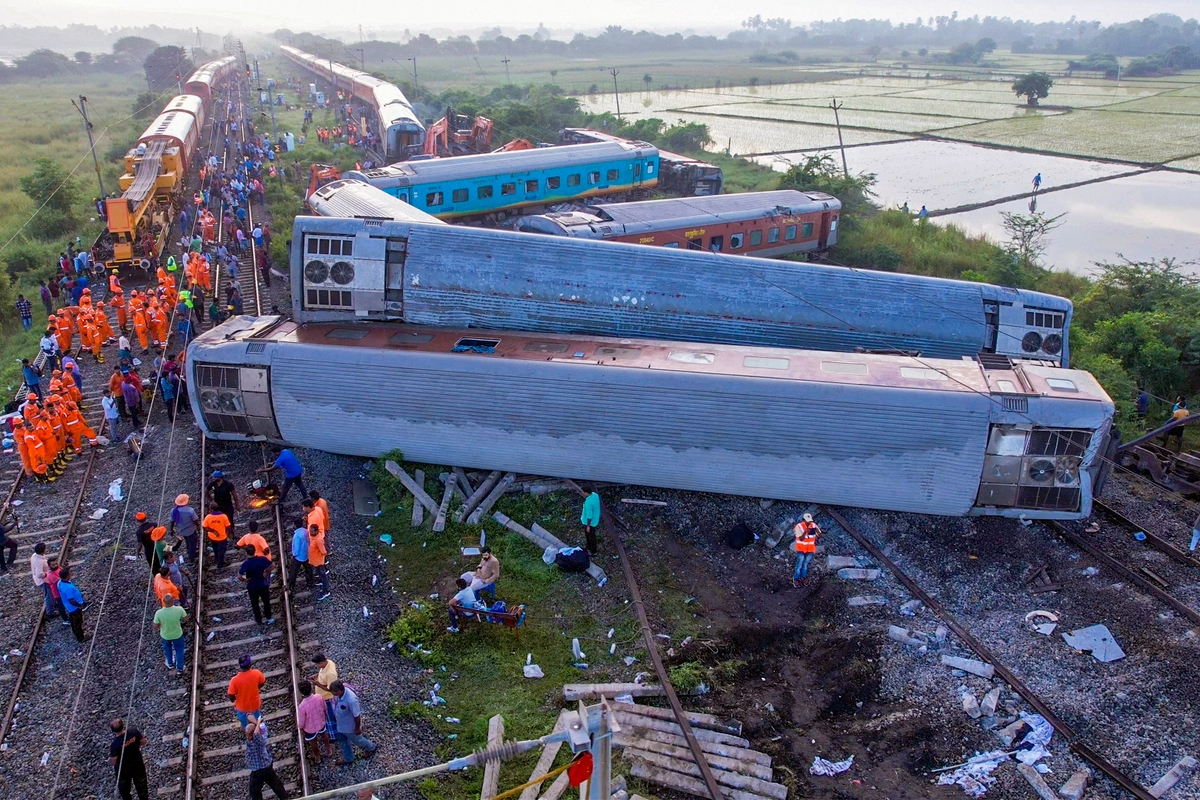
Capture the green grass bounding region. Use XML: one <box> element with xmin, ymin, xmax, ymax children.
<box><xmin>369</xmin><ymin>455</ymin><xmax>650</xmax><ymax>799</ymax></box>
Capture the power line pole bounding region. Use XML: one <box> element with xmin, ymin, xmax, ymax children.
<box><xmin>72</xmin><ymin>96</ymin><xmax>105</xmax><ymax>198</ymax></box>
<box><xmin>501</xmin><ymin>56</ymin><xmax>511</xmax><ymax>84</ymax></box>
<box><xmin>830</xmin><ymin>97</ymin><xmax>848</xmax><ymax>178</ymax></box>
<box><xmin>610</xmin><ymin>67</ymin><xmax>621</xmax><ymax>120</ymax></box>
<box><xmin>408</xmin><ymin>56</ymin><xmax>418</xmax><ymax>97</ymax></box>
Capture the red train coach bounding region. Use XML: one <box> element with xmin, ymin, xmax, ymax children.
<box><xmin>515</xmin><ymin>189</ymin><xmax>841</xmax><ymax>257</ymax></box>
<box><xmin>185</xmin><ymin>55</ymin><xmax>240</xmax><ymax>106</ymax></box>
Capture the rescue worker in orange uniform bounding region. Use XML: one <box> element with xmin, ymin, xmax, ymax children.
<box><xmin>22</xmin><ymin>393</ymin><xmax>40</xmax><ymax>424</ymax></box>
<box><xmin>97</xmin><ymin>301</ymin><xmax>115</xmax><ymax>344</ymax></box>
<box><xmin>111</xmin><ymin>295</ymin><xmax>128</xmax><ymax>333</ymax></box>
<box><xmin>132</xmin><ymin>305</ymin><xmax>150</xmax><ymax>352</ymax></box>
<box><xmin>43</xmin><ymin>397</ymin><xmax>70</xmax><ymax>462</ymax></box>
<box><xmin>31</xmin><ymin>410</ymin><xmax>61</xmax><ymax>472</ymax></box>
<box><xmin>109</xmin><ymin>269</ymin><xmax>122</xmax><ymax>297</ymax></box>
<box><xmin>17</xmin><ymin>419</ymin><xmax>51</xmax><ymax>482</ymax></box>
<box><xmin>55</xmin><ymin>313</ymin><xmax>73</xmax><ymax>354</ymax></box>
<box><xmin>12</xmin><ymin>418</ymin><xmax>34</xmax><ymax>478</ymax></box>
<box><xmin>62</xmin><ymin>398</ymin><xmax>96</xmax><ymax>454</ymax></box>
<box><xmin>792</xmin><ymin>512</ymin><xmax>821</xmax><ymax>587</ymax></box>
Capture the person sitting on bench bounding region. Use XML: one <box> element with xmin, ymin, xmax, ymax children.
<box><xmin>447</xmin><ymin>578</ymin><xmax>486</xmax><ymax>634</ymax></box>
<box><xmin>473</xmin><ymin>547</ymin><xmax>500</xmax><ymax>603</ymax></box>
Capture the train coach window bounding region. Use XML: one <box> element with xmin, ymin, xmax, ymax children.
<box><xmin>389</xmin><ymin>331</ymin><xmax>434</xmax><ymax>345</ymax></box>
<box><xmin>425</xmin><ymin>191</ymin><xmax>443</xmax><ymax>207</ymax></box>
<box><xmin>547</xmin><ymin>176</ymin><xmax>561</xmax><ymax>190</ymax></box>
<box><xmin>802</xmin><ymin>222</ymin><xmax>814</xmax><ymax>237</ymax></box>
<box><xmin>749</xmin><ymin>230</ymin><xmax>763</xmax><ymax>246</ymax></box>
<box><xmin>453</xmin><ymin>337</ymin><xmax>501</xmax><ymax>353</ymax></box>
<box><xmin>744</xmin><ymin>356</ymin><xmax>789</xmax><ymax>370</ymax></box>
<box><xmin>596</xmin><ymin>346</ymin><xmax>642</xmax><ymax>360</ymax></box>
<box><xmin>730</xmin><ymin>233</ymin><xmax>744</xmax><ymax>250</ymax></box>
<box><xmin>687</xmin><ymin>239</ymin><xmax>702</xmax><ymax>251</ymax></box>
<box><xmin>477</xmin><ymin>185</ymin><xmax>494</xmax><ymax>199</ymax></box>
<box><xmin>646</xmin><ymin>161</ymin><xmax>655</xmax><ymax>174</ymax></box>
<box><xmin>669</xmin><ymin>351</ymin><xmax>715</xmax><ymax>365</ymax></box>
<box><xmin>820</xmin><ymin>361</ymin><xmax>869</xmax><ymax>376</ymax></box>
<box><xmin>452</xmin><ymin>188</ymin><xmax>469</xmax><ymax>203</ymax></box>
<box><xmin>709</xmin><ymin>236</ymin><xmax>723</xmax><ymax>252</ymax></box>
<box><xmin>664</xmin><ymin>242</ymin><xmax>679</xmax><ymax>248</ymax></box>
<box><xmin>768</xmin><ymin>227</ymin><xmax>779</xmax><ymax>243</ymax></box>
<box><xmin>587</xmin><ymin>172</ymin><xmax>600</xmax><ymax>185</ymax></box>
<box><xmin>567</xmin><ymin>174</ymin><xmax>581</xmax><ymax>187</ymax></box>
<box><xmin>606</xmin><ymin>168</ymin><xmax>619</xmax><ymax>181</ymax></box>
<box><xmin>785</xmin><ymin>225</ymin><xmax>797</xmax><ymax>241</ymax></box>
<box><xmin>524</xmin><ymin>341</ymin><xmax>571</xmax><ymax>354</ymax></box>
<box><xmin>525</xmin><ymin>179</ymin><xmax>539</xmax><ymax>193</ymax></box>
<box><xmin>501</xmin><ymin>183</ymin><xmax>516</xmax><ymax>196</ymax></box>
<box><xmin>900</xmin><ymin>367</ymin><xmax>948</xmax><ymax>381</ymax></box>
<box><xmin>1045</xmin><ymin>378</ymin><xmax>1078</xmax><ymax>392</ymax></box>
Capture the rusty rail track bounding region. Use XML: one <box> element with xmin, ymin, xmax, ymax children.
<box><xmin>823</xmin><ymin>507</ymin><xmax>1157</xmax><ymax>800</ymax></box>
<box><xmin>1093</xmin><ymin>499</ymin><xmax>1198</xmax><ymax>567</ymax></box>
<box><xmin>0</xmin><ymin>447</ymin><xmax>100</xmax><ymax>746</ymax></box>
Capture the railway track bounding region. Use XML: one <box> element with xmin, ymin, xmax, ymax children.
<box><xmin>823</xmin><ymin>507</ymin><xmax>1162</xmax><ymax>800</ymax></box>
<box><xmin>178</xmin><ymin>78</ymin><xmax>311</xmax><ymax>800</ymax></box>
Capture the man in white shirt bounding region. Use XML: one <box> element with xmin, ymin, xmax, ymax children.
<box><xmin>31</xmin><ymin>542</ymin><xmax>53</xmax><ymax>616</ymax></box>
<box><xmin>101</xmin><ymin>390</ymin><xmax>120</xmax><ymax>441</ymax></box>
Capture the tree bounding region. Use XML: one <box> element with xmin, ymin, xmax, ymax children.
<box><xmin>19</xmin><ymin>158</ymin><xmax>80</xmax><ymax>239</ymax></box>
<box><xmin>113</xmin><ymin>36</ymin><xmax>159</xmax><ymax>61</ymax></box>
<box><xmin>15</xmin><ymin>49</ymin><xmax>73</xmax><ymax>78</ymax></box>
<box><xmin>1012</xmin><ymin>72</ymin><xmax>1054</xmax><ymax>106</ymax></box>
<box><xmin>1000</xmin><ymin>210</ymin><xmax>1065</xmax><ymax>266</ymax></box>
<box><xmin>975</xmin><ymin>37</ymin><xmax>997</xmax><ymax>53</ymax></box>
<box><xmin>660</xmin><ymin>121</ymin><xmax>713</xmax><ymax>153</ymax></box>
<box><xmin>777</xmin><ymin>153</ymin><xmax>876</xmax><ymax>215</ymax></box>
<box><xmin>74</xmin><ymin>51</ymin><xmax>92</xmax><ymax>66</ymax></box>
<box><xmin>643</xmin><ymin>73</ymin><xmax>652</xmax><ymax>89</ymax></box>
<box><xmin>133</xmin><ymin>90</ymin><xmax>159</xmax><ymax>120</ymax></box>
<box><xmin>866</xmin><ymin>45</ymin><xmax>882</xmax><ymax>61</ymax></box>
<box><xmin>143</xmin><ymin>45</ymin><xmax>193</xmax><ymax>93</ymax></box>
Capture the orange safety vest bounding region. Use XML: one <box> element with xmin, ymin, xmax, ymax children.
<box><xmin>793</xmin><ymin>521</ymin><xmax>819</xmax><ymax>554</ymax></box>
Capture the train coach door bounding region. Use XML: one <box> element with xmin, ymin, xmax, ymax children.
<box><xmin>818</xmin><ymin>212</ymin><xmax>832</xmax><ymax>249</ymax></box>
<box><xmin>983</xmin><ymin>302</ymin><xmax>999</xmax><ymax>353</ymax></box>
<box><xmin>385</xmin><ymin>238</ymin><xmax>406</xmax><ymax>319</ymax></box>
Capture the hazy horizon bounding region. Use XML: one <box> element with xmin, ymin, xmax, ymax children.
<box><xmin>3</xmin><ymin>1</ymin><xmax>1197</xmax><ymax>41</ymax></box>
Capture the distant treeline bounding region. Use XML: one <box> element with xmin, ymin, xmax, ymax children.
<box><xmin>274</xmin><ymin>13</ymin><xmax>1200</xmax><ymax>62</ymax></box>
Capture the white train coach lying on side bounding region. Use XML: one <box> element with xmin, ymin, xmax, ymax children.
<box><xmin>187</xmin><ymin>317</ymin><xmax>1114</xmax><ymax>519</ymax></box>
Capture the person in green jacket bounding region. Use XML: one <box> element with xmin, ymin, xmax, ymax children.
<box><xmin>581</xmin><ymin>492</ymin><xmax>601</xmax><ymax>555</ymax></box>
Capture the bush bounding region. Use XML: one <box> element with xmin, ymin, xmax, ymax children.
<box><xmin>386</xmin><ymin>605</ymin><xmax>442</xmax><ymax>664</ymax></box>
<box><xmin>668</xmin><ymin>661</ymin><xmax>707</xmax><ymax>692</ymax></box>
<box><xmin>2</xmin><ymin>239</ymin><xmax>56</xmax><ymax>277</ymax></box>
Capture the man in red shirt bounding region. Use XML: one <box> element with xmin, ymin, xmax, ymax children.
<box><xmin>227</xmin><ymin>654</ymin><xmax>266</xmax><ymax>728</ymax></box>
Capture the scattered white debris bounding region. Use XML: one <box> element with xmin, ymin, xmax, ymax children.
<box><xmin>40</xmin><ymin>752</ymin><xmax>50</xmax><ymax>767</ymax></box>
<box><xmin>810</xmin><ymin>755</ymin><xmax>854</xmax><ymax>776</ymax></box>
<box><xmin>623</xmin><ymin>656</ymin><xmax>638</xmax><ymax>666</ymax></box>
<box><xmin>362</xmin><ymin>606</ymin><xmax>370</xmax><ymax>618</ymax></box>
<box><xmin>523</xmin><ymin>663</ymin><xmax>545</xmax><ymax>679</ymax></box>
<box><xmin>936</xmin><ymin>751</ymin><xmax>1010</xmax><ymax>797</ymax></box>
<box><xmin>607</xmin><ymin>628</ymin><xmax>614</xmax><ymax>639</ymax></box>
<box><xmin>123</xmin><ymin>555</ymin><xmax>138</xmax><ymax>561</ymax></box>
<box><xmin>444</xmin><ymin>717</ymin><xmax>460</xmax><ymax>724</ymax></box>
<box><xmin>107</xmin><ymin>479</ymin><xmax>124</xmax><ymax>501</ymax></box>
<box><xmin>614</xmin><ymin>693</ymin><xmax>634</xmax><ymax>704</ymax></box>
<box><xmin>1061</xmin><ymin>625</ymin><xmax>1125</xmax><ymax>663</ymax></box>
<box><xmin>848</xmin><ymin>595</ymin><xmax>887</xmax><ymax>607</ymax></box>
<box><xmin>371</xmin><ymin>575</ymin><xmax>377</xmax><ymax>587</ymax></box>
<box><xmin>205</xmin><ymin>631</ymin><xmax>215</xmax><ymax>642</ymax></box>
<box><xmin>837</xmin><ymin>568</ymin><xmax>881</xmax><ymax>581</ymax></box>
<box><xmin>89</xmin><ymin>508</ymin><xmax>109</xmax><ymax>520</ymax></box>
<box><xmin>1082</xmin><ymin>567</ymin><xmax>1100</xmax><ymax>577</ymax></box>
<box><xmin>571</xmin><ymin>638</ymin><xmax>585</xmax><ymax>660</ymax></box>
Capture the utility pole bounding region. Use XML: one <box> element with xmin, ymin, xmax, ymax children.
<box><xmin>501</xmin><ymin>56</ymin><xmax>511</xmax><ymax>84</ymax></box>
<box><xmin>72</xmin><ymin>96</ymin><xmax>105</xmax><ymax>198</ymax></box>
<box><xmin>473</xmin><ymin>56</ymin><xmax>484</xmax><ymax>75</ymax></box>
<box><xmin>408</xmin><ymin>56</ymin><xmax>418</xmax><ymax>97</ymax></box>
<box><xmin>830</xmin><ymin>97</ymin><xmax>848</xmax><ymax>178</ymax></box>
<box><xmin>610</xmin><ymin>67</ymin><xmax>621</xmax><ymax>120</ymax></box>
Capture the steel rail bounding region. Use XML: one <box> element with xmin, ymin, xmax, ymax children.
<box><xmin>1093</xmin><ymin>499</ymin><xmax>1198</xmax><ymax>567</ymax></box>
<box><xmin>0</xmin><ymin>447</ymin><xmax>99</xmax><ymax>746</ymax></box>
<box><xmin>823</xmin><ymin>507</ymin><xmax>1156</xmax><ymax>800</ymax></box>
<box><xmin>570</xmin><ymin>480</ymin><xmax>722</xmax><ymax>800</ymax></box>
<box><xmin>1047</xmin><ymin>520</ymin><xmax>1200</xmax><ymax>626</ymax></box>
<box><xmin>183</xmin><ymin>433</ymin><xmax>210</xmax><ymax>800</ymax></box>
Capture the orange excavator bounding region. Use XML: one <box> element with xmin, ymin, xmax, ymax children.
<box><xmin>422</xmin><ymin>109</ymin><xmax>495</xmax><ymax>157</ymax></box>
<box><xmin>306</xmin><ymin>164</ymin><xmax>342</xmax><ymax>201</ymax></box>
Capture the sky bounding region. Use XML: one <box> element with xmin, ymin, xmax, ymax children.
<box><xmin>4</xmin><ymin>0</ymin><xmax>1196</xmax><ymax>37</ymax></box>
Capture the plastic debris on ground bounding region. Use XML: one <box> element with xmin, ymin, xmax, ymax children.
<box><xmin>614</xmin><ymin>693</ymin><xmax>634</xmax><ymax>704</ymax></box>
<box><xmin>1015</xmin><ymin>713</ymin><xmax>1053</xmax><ymax>765</ymax></box>
<box><xmin>378</xmin><ymin>533</ymin><xmax>393</xmax><ymax>546</ymax></box>
<box><xmin>89</xmin><ymin>508</ymin><xmax>109</xmax><ymax>520</ymax></box>
<box><xmin>810</xmin><ymin>755</ymin><xmax>854</xmax><ymax>776</ymax></box>
<box><xmin>1061</xmin><ymin>624</ymin><xmax>1125</xmax><ymax>662</ymax></box>
<box><xmin>936</xmin><ymin>751</ymin><xmax>1010</xmax><ymax>797</ymax></box>
<box><xmin>523</xmin><ymin>664</ymin><xmax>545</xmax><ymax>678</ymax></box>
<box><xmin>107</xmin><ymin>479</ymin><xmax>124</xmax><ymax>501</ymax></box>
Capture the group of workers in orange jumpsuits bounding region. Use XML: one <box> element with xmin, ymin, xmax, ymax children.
<box><xmin>101</xmin><ymin>268</ymin><xmax>180</xmax><ymax>353</ymax></box>
<box><xmin>47</xmin><ymin>289</ymin><xmax>115</xmax><ymax>365</ymax></box>
<box><xmin>12</xmin><ymin>374</ymin><xmax>96</xmax><ymax>483</ymax></box>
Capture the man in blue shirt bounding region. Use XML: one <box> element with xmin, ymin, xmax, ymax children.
<box><xmin>289</xmin><ymin>521</ymin><xmax>312</xmax><ymax>592</ymax></box>
<box><xmin>58</xmin><ymin>566</ymin><xmax>87</xmax><ymax>642</ymax></box>
<box><xmin>22</xmin><ymin>359</ymin><xmax>43</xmax><ymax>401</ymax></box>
<box><xmin>259</xmin><ymin>449</ymin><xmax>307</xmax><ymax>503</ymax></box>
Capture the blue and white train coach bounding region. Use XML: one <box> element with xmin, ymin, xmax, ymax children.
<box><xmin>188</xmin><ymin>317</ymin><xmax>1113</xmax><ymax>519</ymax></box>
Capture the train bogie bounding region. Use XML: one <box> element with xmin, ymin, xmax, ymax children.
<box><xmin>184</xmin><ymin>56</ymin><xmax>239</xmax><ymax>106</ymax></box>
<box><xmin>290</xmin><ymin>213</ymin><xmax>1073</xmax><ymax>365</ymax></box>
<box><xmin>188</xmin><ymin>319</ymin><xmax>1112</xmax><ymax>519</ymax></box>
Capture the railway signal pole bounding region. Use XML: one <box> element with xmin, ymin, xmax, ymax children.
<box><xmin>71</xmin><ymin>96</ymin><xmax>105</xmax><ymax>198</ymax></box>
<box><xmin>830</xmin><ymin>97</ymin><xmax>849</xmax><ymax>178</ymax></box>
<box><xmin>611</xmin><ymin>67</ymin><xmax>621</xmax><ymax>120</ymax></box>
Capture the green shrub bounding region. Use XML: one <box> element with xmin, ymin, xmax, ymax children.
<box><xmin>668</xmin><ymin>661</ymin><xmax>706</xmax><ymax>692</ymax></box>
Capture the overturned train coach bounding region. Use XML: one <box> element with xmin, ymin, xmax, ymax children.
<box><xmin>291</xmin><ymin>211</ymin><xmax>1074</xmax><ymax>365</ymax></box>
<box><xmin>187</xmin><ymin>317</ymin><xmax>1113</xmax><ymax>519</ymax></box>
